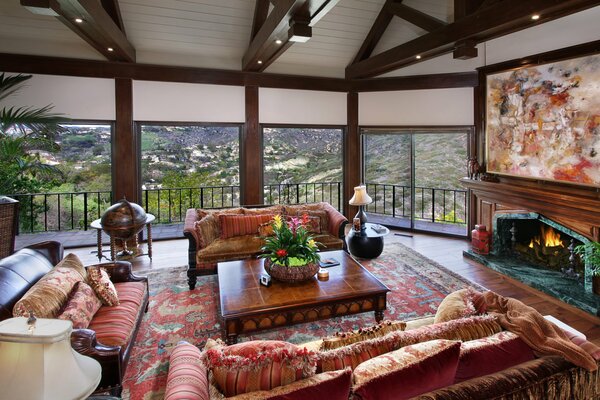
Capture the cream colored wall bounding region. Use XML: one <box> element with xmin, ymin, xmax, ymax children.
<box><xmin>359</xmin><ymin>88</ymin><xmax>474</xmax><ymax>126</ymax></box>
<box><xmin>259</xmin><ymin>88</ymin><xmax>346</xmax><ymax>125</ymax></box>
<box><xmin>0</xmin><ymin>74</ymin><xmax>115</xmax><ymax>120</ymax></box>
<box><xmin>133</xmin><ymin>81</ymin><xmax>245</xmax><ymax>122</ymax></box>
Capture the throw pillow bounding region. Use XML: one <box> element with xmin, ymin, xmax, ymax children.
<box><xmin>87</xmin><ymin>266</ymin><xmax>120</xmax><ymax>306</ymax></box>
<box><xmin>56</xmin><ymin>281</ymin><xmax>102</xmax><ymax>329</ymax></box>
<box><xmin>257</xmin><ymin>222</ymin><xmax>275</xmax><ymax>237</ymax></box>
<box><xmin>352</xmin><ymin>339</ymin><xmax>461</xmax><ymax>400</ymax></box>
<box><xmin>165</xmin><ymin>341</ymin><xmax>209</xmax><ymax>400</ymax></box>
<box><xmin>320</xmin><ymin>320</ymin><xmax>407</xmax><ymax>351</ymax></box>
<box><xmin>434</xmin><ymin>287</ymin><xmax>486</xmax><ymax>323</ymax></box>
<box><xmin>214</xmin><ymin>368</ymin><xmax>352</xmax><ymax>400</ymax></box>
<box><xmin>219</xmin><ymin>214</ymin><xmax>274</xmax><ymax>239</ymax></box>
<box><xmin>12</xmin><ymin>253</ymin><xmax>87</xmax><ymax>318</ymax></box>
<box><xmin>455</xmin><ymin>330</ymin><xmax>535</xmax><ymax>383</ymax></box>
<box><xmin>195</xmin><ymin>214</ymin><xmax>220</xmax><ymax>248</ymax></box>
<box><xmin>318</xmin><ymin>315</ymin><xmax>501</xmax><ymax>372</ymax></box>
<box><xmin>202</xmin><ymin>339</ymin><xmax>317</xmax><ymax>397</ymax></box>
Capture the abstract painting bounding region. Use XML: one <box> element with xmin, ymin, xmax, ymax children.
<box><xmin>486</xmin><ymin>53</ymin><xmax>600</xmax><ymax>186</ymax></box>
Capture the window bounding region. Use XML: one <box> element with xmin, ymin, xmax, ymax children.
<box><xmin>139</xmin><ymin>123</ymin><xmax>241</xmax><ymax>222</ymax></box>
<box><xmin>362</xmin><ymin>128</ymin><xmax>470</xmax><ymax>236</ymax></box>
<box><xmin>262</xmin><ymin>126</ymin><xmax>343</xmax><ymax>210</ymax></box>
<box><xmin>13</xmin><ymin>122</ymin><xmax>113</xmax><ymax>232</ymax></box>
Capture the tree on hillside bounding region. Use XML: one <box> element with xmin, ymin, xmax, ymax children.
<box><xmin>0</xmin><ymin>73</ymin><xmax>67</xmax><ymax>195</ymax></box>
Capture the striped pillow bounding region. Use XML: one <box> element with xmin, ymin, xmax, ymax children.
<box><xmin>219</xmin><ymin>214</ymin><xmax>274</xmax><ymax>239</ymax></box>
<box><xmin>165</xmin><ymin>342</ymin><xmax>209</xmax><ymax>400</ymax></box>
<box><xmin>203</xmin><ymin>339</ymin><xmax>317</xmax><ymax>397</ymax></box>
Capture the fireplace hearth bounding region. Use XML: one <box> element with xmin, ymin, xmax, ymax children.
<box><xmin>464</xmin><ymin>212</ymin><xmax>600</xmax><ymax>316</ymax></box>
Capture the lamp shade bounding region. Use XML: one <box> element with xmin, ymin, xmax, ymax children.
<box><xmin>349</xmin><ymin>185</ymin><xmax>373</xmax><ymax>206</ymax></box>
<box><xmin>0</xmin><ymin>317</ymin><xmax>101</xmax><ymax>400</ymax></box>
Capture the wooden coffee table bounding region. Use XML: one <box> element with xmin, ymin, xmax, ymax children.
<box><xmin>217</xmin><ymin>250</ymin><xmax>389</xmax><ymax>344</ymax></box>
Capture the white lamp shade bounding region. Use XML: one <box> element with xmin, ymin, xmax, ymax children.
<box><xmin>349</xmin><ymin>185</ymin><xmax>373</xmax><ymax>206</ymax></box>
<box><xmin>0</xmin><ymin>318</ymin><xmax>101</xmax><ymax>400</ymax></box>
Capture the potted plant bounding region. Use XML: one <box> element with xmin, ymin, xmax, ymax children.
<box><xmin>574</xmin><ymin>241</ymin><xmax>600</xmax><ymax>295</ymax></box>
<box><xmin>260</xmin><ymin>214</ymin><xmax>322</xmax><ymax>282</ymax></box>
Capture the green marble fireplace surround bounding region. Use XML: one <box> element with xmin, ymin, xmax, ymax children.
<box><xmin>464</xmin><ymin>212</ymin><xmax>600</xmax><ymax>316</ymax></box>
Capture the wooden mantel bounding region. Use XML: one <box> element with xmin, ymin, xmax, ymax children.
<box><xmin>461</xmin><ymin>178</ymin><xmax>600</xmax><ymax>241</ymax></box>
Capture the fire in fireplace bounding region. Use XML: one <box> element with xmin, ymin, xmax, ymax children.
<box><xmin>514</xmin><ymin>225</ymin><xmax>570</xmax><ymax>270</ymax></box>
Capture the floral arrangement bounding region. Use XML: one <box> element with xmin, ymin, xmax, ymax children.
<box><xmin>260</xmin><ymin>214</ymin><xmax>320</xmax><ymax>266</ymax></box>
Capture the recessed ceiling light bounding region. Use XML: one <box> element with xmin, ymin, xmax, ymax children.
<box><xmin>416</xmin><ymin>55</ymin><xmax>421</xmax><ymax>59</ymax></box>
<box><xmin>257</xmin><ymin>60</ymin><xmax>263</xmax><ymax>64</ymax></box>
<box><xmin>275</xmin><ymin>39</ymin><xmax>282</xmax><ymax>45</ymax></box>
<box><xmin>107</xmin><ymin>47</ymin><xmax>114</xmax><ymax>52</ymax></box>
<box><xmin>74</xmin><ymin>18</ymin><xmax>83</xmax><ymax>23</ymax></box>
<box><xmin>531</xmin><ymin>14</ymin><xmax>540</xmax><ymax>20</ymax></box>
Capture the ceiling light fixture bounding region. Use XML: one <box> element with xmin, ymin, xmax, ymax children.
<box><xmin>288</xmin><ymin>21</ymin><xmax>312</xmax><ymax>43</ymax></box>
<box><xmin>74</xmin><ymin>18</ymin><xmax>83</xmax><ymax>23</ymax></box>
<box><xmin>275</xmin><ymin>39</ymin><xmax>283</xmax><ymax>45</ymax></box>
<box><xmin>416</xmin><ymin>55</ymin><xmax>421</xmax><ymax>59</ymax></box>
<box><xmin>107</xmin><ymin>47</ymin><xmax>114</xmax><ymax>52</ymax></box>
<box><xmin>257</xmin><ymin>60</ymin><xmax>263</xmax><ymax>64</ymax></box>
<box><xmin>531</xmin><ymin>14</ymin><xmax>540</xmax><ymax>20</ymax></box>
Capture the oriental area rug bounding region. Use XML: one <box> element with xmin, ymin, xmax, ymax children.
<box><xmin>121</xmin><ymin>242</ymin><xmax>484</xmax><ymax>399</ymax></box>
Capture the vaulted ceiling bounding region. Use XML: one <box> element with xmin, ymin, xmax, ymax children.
<box><xmin>1</xmin><ymin>0</ymin><xmax>599</xmax><ymax>79</ymax></box>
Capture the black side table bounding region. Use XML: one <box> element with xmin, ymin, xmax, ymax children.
<box><xmin>347</xmin><ymin>223</ymin><xmax>390</xmax><ymax>259</ymax></box>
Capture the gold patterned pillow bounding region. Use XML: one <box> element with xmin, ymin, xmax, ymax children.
<box><xmin>87</xmin><ymin>266</ymin><xmax>120</xmax><ymax>306</ymax></box>
<box><xmin>320</xmin><ymin>320</ymin><xmax>407</xmax><ymax>350</ymax></box>
<box><xmin>13</xmin><ymin>253</ymin><xmax>87</xmax><ymax>318</ymax></box>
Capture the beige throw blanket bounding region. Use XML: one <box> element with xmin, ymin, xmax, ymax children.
<box><xmin>481</xmin><ymin>291</ymin><xmax>598</xmax><ymax>371</ymax></box>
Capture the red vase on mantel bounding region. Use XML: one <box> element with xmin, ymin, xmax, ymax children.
<box><xmin>471</xmin><ymin>225</ymin><xmax>490</xmax><ymax>255</ymax></box>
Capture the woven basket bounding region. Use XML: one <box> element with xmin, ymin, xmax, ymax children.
<box><xmin>263</xmin><ymin>258</ymin><xmax>319</xmax><ymax>283</ymax></box>
<box><xmin>0</xmin><ymin>197</ymin><xmax>19</xmax><ymax>259</ymax></box>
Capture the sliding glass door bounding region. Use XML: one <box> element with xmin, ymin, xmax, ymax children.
<box><xmin>362</xmin><ymin>128</ymin><xmax>470</xmax><ymax>236</ymax></box>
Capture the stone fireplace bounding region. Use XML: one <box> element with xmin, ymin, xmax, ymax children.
<box><xmin>461</xmin><ymin>178</ymin><xmax>600</xmax><ymax>316</ymax></box>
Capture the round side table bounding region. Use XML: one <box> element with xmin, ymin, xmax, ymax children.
<box><xmin>347</xmin><ymin>223</ymin><xmax>390</xmax><ymax>259</ymax></box>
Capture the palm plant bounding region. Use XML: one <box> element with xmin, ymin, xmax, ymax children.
<box><xmin>0</xmin><ymin>73</ymin><xmax>67</xmax><ymax>195</ymax></box>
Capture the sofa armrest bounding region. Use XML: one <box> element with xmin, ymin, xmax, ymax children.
<box><xmin>323</xmin><ymin>203</ymin><xmax>348</xmax><ymax>239</ymax></box>
<box><xmin>86</xmin><ymin>261</ymin><xmax>147</xmax><ymax>284</ymax></box>
<box><xmin>184</xmin><ymin>208</ymin><xmax>201</xmax><ymax>251</ymax></box>
<box><xmin>26</xmin><ymin>240</ymin><xmax>64</xmax><ymax>266</ymax></box>
<box><xmin>71</xmin><ymin>328</ymin><xmax>122</xmax><ymax>389</ymax></box>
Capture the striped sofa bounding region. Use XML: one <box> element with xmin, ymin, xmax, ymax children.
<box><xmin>0</xmin><ymin>242</ymin><xmax>149</xmax><ymax>396</ymax></box>
<box><xmin>164</xmin><ymin>316</ymin><xmax>600</xmax><ymax>400</ymax></box>
<box><xmin>183</xmin><ymin>202</ymin><xmax>348</xmax><ymax>290</ymax></box>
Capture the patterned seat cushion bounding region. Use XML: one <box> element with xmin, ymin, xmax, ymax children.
<box><xmin>13</xmin><ymin>253</ymin><xmax>87</xmax><ymax>318</ymax></box>
<box><xmin>197</xmin><ymin>235</ymin><xmax>265</xmax><ymax>263</ymax></box>
<box><xmin>88</xmin><ymin>281</ymin><xmax>146</xmax><ymax>346</ymax></box>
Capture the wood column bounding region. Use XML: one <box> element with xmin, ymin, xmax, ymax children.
<box><xmin>112</xmin><ymin>78</ymin><xmax>139</xmax><ymax>204</ymax></box>
<box><xmin>241</xmin><ymin>85</ymin><xmax>263</xmax><ymax>206</ymax></box>
<box><xmin>344</xmin><ymin>91</ymin><xmax>360</xmax><ymax>220</ymax></box>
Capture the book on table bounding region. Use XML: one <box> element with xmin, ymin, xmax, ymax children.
<box><xmin>319</xmin><ymin>258</ymin><xmax>340</xmax><ymax>268</ymax></box>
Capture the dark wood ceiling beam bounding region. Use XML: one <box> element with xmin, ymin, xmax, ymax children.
<box><xmin>242</xmin><ymin>0</ymin><xmax>340</xmax><ymax>72</ymax></box>
<box><xmin>0</xmin><ymin>52</ymin><xmax>481</xmax><ymax>92</ymax></box>
<box><xmin>251</xmin><ymin>0</ymin><xmax>270</xmax><ymax>42</ymax></box>
<box><xmin>346</xmin><ymin>0</ymin><xmax>600</xmax><ymax>79</ymax></box>
<box><xmin>453</xmin><ymin>0</ymin><xmax>485</xmax><ymax>20</ymax></box>
<box><xmin>386</xmin><ymin>2</ymin><xmax>446</xmax><ymax>32</ymax></box>
<box><xmin>20</xmin><ymin>0</ymin><xmax>135</xmax><ymax>62</ymax></box>
<box><xmin>351</xmin><ymin>0</ymin><xmax>395</xmax><ymax>64</ymax></box>
<box><xmin>100</xmin><ymin>0</ymin><xmax>126</xmax><ymax>35</ymax></box>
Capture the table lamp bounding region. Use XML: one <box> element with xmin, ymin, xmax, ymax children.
<box><xmin>0</xmin><ymin>317</ymin><xmax>102</xmax><ymax>400</ymax></box>
<box><xmin>349</xmin><ymin>185</ymin><xmax>373</xmax><ymax>231</ymax></box>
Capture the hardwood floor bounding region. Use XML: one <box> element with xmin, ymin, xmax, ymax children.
<box><xmin>67</xmin><ymin>228</ymin><xmax>600</xmax><ymax>345</ymax></box>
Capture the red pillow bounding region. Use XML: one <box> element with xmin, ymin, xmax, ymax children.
<box><xmin>57</xmin><ymin>281</ymin><xmax>102</xmax><ymax>329</ymax></box>
<box><xmin>219</xmin><ymin>214</ymin><xmax>274</xmax><ymax>239</ymax></box>
<box><xmin>352</xmin><ymin>340</ymin><xmax>461</xmax><ymax>400</ymax></box>
<box><xmin>455</xmin><ymin>331</ymin><xmax>535</xmax><ymax>383</ymax></box>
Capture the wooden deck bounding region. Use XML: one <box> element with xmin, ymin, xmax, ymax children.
<box><xmin>66</xmin><ymin>228</ymin><xmax>600</xmax><ymax>346</ymax></box>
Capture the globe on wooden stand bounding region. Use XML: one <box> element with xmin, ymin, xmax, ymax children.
<box><xmin>100</xmin><ymin>198</ymin><xmax>154</xmax><ymax>258</ymax></box>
